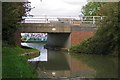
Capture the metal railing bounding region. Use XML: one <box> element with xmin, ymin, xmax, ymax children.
<box><xmin>22</xmin><ymin>15</ymin><xmax>105</xmax><ymax>24</ymax></box>
<box><xmin>80</xmin><ymin>16</ymin><xmax>105</xmax><ymax>24</ymax></box>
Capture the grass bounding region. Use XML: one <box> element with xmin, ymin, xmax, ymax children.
<box><xmin>2</xmin><ymin>46</ymin><xmax>39</xmax><ymax>78</ymax></box>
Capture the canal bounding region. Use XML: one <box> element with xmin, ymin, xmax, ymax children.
<box><xmin>21</xmin><ymin>43</ymin><xmax>118</xmax><ymax>78</ymax></box>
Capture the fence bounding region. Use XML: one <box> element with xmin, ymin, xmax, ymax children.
<box><xmin>22</xmin><ymin>15</ymin><xmax>105</xmax><ymax>24</ymax></box>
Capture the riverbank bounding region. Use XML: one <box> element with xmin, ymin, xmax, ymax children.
<box><xmin>2</xmin><ymin>46</ymin><xmax>39</xmax><ymax>78</ymax></box>
<box><xmin>70</xmin><ymin>37</ymin><xmax>118</xmax><ymax>56</ymax></box>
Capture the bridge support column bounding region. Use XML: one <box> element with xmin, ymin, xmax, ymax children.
<box><xmin>71</xmin><ymin>31</ymin><xmax>95</xmax><ymax>46</ymax></box>
<box><xmin>71</xmin><ymin>26</ymin><xmax>96</xmax><ymax>46</ymax></box>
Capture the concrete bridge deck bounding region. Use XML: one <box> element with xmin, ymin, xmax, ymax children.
<box><xmin>21</xmin><ymin>22</ymin><xmax>71</xmax><ymax>33</ymax></box>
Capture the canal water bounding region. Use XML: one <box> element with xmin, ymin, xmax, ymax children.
<box><xmin>21</xmin><ymin>43</ymin><xmax>118</xmax><ymax>78</ymax></box>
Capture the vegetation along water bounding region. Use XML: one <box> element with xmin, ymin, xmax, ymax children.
<box><xmin>70</xmin><ymin>2</ymin><xmax>119</xmax><ymax>56</ymax></box>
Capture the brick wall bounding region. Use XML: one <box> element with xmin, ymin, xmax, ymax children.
<box><xmin>71</xmin><ymin>31</ymin><xmax>95</xmax><ymax>46</ymax></box>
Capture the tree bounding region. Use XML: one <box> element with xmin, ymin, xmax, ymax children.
<box><xmin>2</xmin><ymin>2</ymin><xmax>31</xmax><ymax>45</ymax></box>
<box><xmin>81</xmin><ymin>2</ymin><xmax>105</xmax><ymax>16</ymax></box>
<box><xmin>88</xmin><ymin>2</ymin><xmax>119</xmax><ymax>55</ymax></box>
<box><xmin>94</xmin><ymin>2</ymin><xmax>119</xmax><ymax>55</ymax></box>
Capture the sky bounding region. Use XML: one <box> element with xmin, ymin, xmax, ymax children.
<box><xmin>28</xmin><ymin>0</ymin><xmax>87</xmax><ymax>17</ymax></box>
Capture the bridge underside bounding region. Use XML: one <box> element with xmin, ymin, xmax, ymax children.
<box><xmin>47</xmin><ymin>33</ymin><xmax>71</xmax><ymax>49</ymax></box>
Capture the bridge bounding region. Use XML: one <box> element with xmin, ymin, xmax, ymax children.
<box><xmin>15</xmin><ymin>15</ymin><xmax>104</xmax><ymax>49</ymax></box>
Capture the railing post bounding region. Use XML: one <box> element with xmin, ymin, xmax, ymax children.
<box><xmin>101</xmin><ymin>16</ymin><xmax>103</xmax><ymax>20</ymax></box>
<box><xmin>45</xmin><ymin>15</ymin><xmax>47</xmax><ymax>23</ymax></box>
<box><xmin>93</xmin><ymin>16</ymin><xmax>95</xmax><ymax>24</ymax></box>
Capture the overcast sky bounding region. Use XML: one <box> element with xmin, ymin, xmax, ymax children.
<box><xmin>28</xmin><ymin>0</ymin><xmax>87</xmax><ymax>17</ymax></box>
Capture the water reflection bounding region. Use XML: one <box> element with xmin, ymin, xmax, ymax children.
<box><xmin>21</xmin><ymin>43</ymin><xmax>47</xmax><ymax>61</ymax></box>
<box><xmin>21</xmin><ymin>43</ymin><xmax>118</xmax><ymax>78</ymax></box>
<box><xmin>73</xmin><ymin>54</ymin><xmax>118</xmax><ymax>78</ymax></box>
<box><xmin>28</xmin><ymin>49</ymin><xmax>47</xmax><ymax>61</ymax></box>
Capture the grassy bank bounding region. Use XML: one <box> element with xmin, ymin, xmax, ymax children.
<box><xmin>70</xmin><ymin>37</ymin><xmax>118</xmax><ymax>56</ymax></box>
<box><xmin>2</xmin><ymin>46</ymin><xmax>39</xmax><ymax>78</ymax></box>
